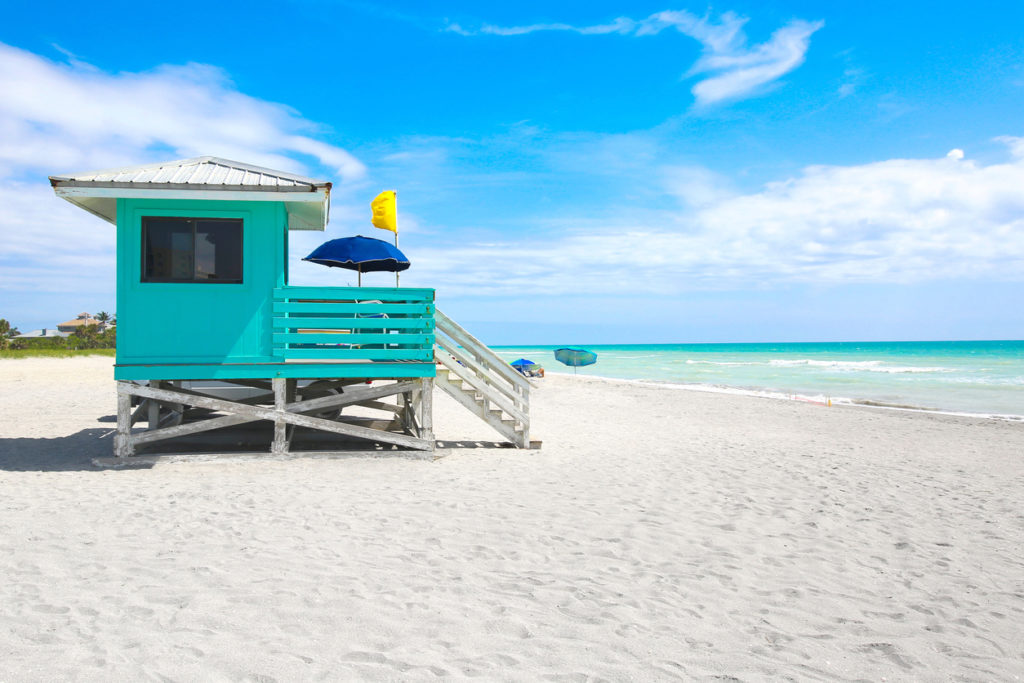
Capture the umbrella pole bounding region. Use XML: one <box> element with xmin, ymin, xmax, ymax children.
<box><xmin>394</xmin><ymin>232</ymin><xmax>400</xmax><ymax>287</ymax></box>
<box><xmin>358</xmin><ymin>265</ymin><xmax>362</xmax><ymax>287</ymax></box>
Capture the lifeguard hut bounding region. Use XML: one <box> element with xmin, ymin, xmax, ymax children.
<box><xmin>50</xmin><ymin>157</ymin><xmax>535</xmax><ymax>463</ymax></box>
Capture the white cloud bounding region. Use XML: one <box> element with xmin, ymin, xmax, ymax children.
<box><xmin>0</xmin><ymin>182</ymin><xmax>114</xmax><ymax>293</ymax></box>
<box><xmin>661</xmin><ymin>165</ymin><xmax>735</xmax><ymax>208</ymax></box>
<box><xmin>0</xmin><ymin>41</ymin><xmax>368</xmax><ymax>327</ymax></box>
<box><xmin>994</xmin><ymin>136</ymin><xmax>1024</xmax><ymax>159</ymax></box>
<box><xmin>446</xmin><ymin>9</ymin><xmax>823</xmax><ymax>105</ymax></box>
<box><xmin>0</xmin><ymin>42</ymin><xmax>365</xmax><ymax>181</ymax></box>
<box><xmin>384</xmin><ymin>142</ymin><xmax>1024</xmax><ymax>297</ymax></box>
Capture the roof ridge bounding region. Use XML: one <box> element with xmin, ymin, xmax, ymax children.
<box><xmin>49</xmin><ymin>156</ymin><xmax>328</xmax><ymax>187</ymax></box>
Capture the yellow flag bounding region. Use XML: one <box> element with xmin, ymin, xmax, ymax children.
<box><xmin>371</xmin><ymin>190</ymin><xmax>397</xmax><ymax>233</ymax></box>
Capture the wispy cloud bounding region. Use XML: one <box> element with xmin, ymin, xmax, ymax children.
<box><xmin>445</xmin><ymin>9</ymin><xmax>823</xmax><ymax>105</ymax></box>
<box><xmin>837</xmin><ymin>67</ymin><xmax>866</xmax><ymax>98</ymax></box>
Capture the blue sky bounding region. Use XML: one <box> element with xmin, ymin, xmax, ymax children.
<box><xmin>2</xmin><ymin>1</ymin><xmax>1023</xmax><ymax>343</ymax></box>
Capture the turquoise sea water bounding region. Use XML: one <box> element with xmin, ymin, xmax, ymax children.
<box><xmin>491</xmin><ymin>341</ymin><xmax>1024</xmax><ymax>419</ymax></box>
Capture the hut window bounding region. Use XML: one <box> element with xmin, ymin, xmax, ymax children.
<box><xmin>142</xmin><ymin>218</ymin><xmax>243</xmax><ymax>283</ymax></box>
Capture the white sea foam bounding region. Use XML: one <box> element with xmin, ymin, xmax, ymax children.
<box><xmin>769</xmin><ymin>359</ymin><xmax>954</xmax><ymax>373</ymax></box>
<box><xmin>685</xmin><ymin>358</ymin><xmax>953</xmax><ymax>373</ymax></box>
<box><xmin>769</xmin><ymin>359</ymin><xmax>884</xmax><ymax>368</ymax></box>
<box><xmin>685</xmin><ymin>360</ymin><xmax>756</xmax><ymax>366</ymax></box>
<box><xmin>857</xmin><ymin>365</ymin><xmax>953</xmax><ymax>374</ymax></box>
<box><xmin>948</xmin><ymin>376</ymin><xmax>1024</xmax><ymax>386</ymax></box>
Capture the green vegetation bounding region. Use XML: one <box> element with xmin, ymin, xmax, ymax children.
<box><xmin>1</xmin><ymin>312</ymin><xmax>118</xmax><ymax>352</ymax></box>
<box><xmin>0</xmin><ymin>348</ymin><xmax>116</xmax><ymax>359</ymax></box>
<box><xmin>0</xmin><ymin>319</ymin><xmax>19</xmax><ymax>350</ymax></box>
<box><xmin>68</xmin><ymin>323</ymin><xmax>117</xmax><ymax>350</ymax></box>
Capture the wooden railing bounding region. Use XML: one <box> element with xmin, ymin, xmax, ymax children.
<box><xmin>272</xmin><ymin>286</ymin><xmax>435</xmax><ymax>362</ymax></box>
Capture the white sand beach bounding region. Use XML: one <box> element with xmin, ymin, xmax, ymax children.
<box><xmin>1</xmin><ymin>356</ymin><xmax>1022</xmax><ymax>681</ymax></box>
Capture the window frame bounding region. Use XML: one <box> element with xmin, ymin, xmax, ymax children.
<box><xmin>140</xmin><ymin>216</ymin><xmax>244</xmax><ymax>284</ymax></box>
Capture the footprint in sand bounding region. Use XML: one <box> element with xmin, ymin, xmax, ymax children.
<box><xmin>856</xmin><ymin>642</ymin><xmax>916</xmax><ymax>670</ymax></box>
<box><xmin>32</xmin><ymin>603</ymin><xmax>69</xmax><ymax>614</ymax></box>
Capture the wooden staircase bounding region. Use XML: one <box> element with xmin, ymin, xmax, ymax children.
<box><xmin>434</xmin><ymin>309</ymin><xmax>537</xmax><ymax>448</ymax></box>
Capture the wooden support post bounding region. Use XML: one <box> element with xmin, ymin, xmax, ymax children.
<box><xmin>148</xmin><ymin>380</ymin><xmax>162</xmax><ymax>430</ymax></box>
<box><xmin>115</xmin><ymin>383</ymin><xmax>134</xmax><ymax>457</ymax></box>
<box><xmin>515</xmin><ymin>384</ymin><xmax>529</xmax><ymax>446</ymax></box>
<box><xmin>419</xmin><ymin>377</ymin><xmax>434</xmax><ymax>443</ymax></box>
<box><xmin>397</xmin><ymin>390</ymin><xmax>406</xmax><ymax>432</ymax></box>
<box><xmin>285</xmin><ymin>379</ymin><xmax>296</xmax><ymax>453</ymax></box>
<box><xmin>272</xmin><ymin>377</ymin><xmax>289</xmax><ymax>455</ymax></box>
<box><xmin>409</xmin><ymin>382</ymin><xmax>421</xmax><ymax>436</ymax></box>
<box><xmin>167</xmin><ymin>380</ymin><xmax>184</xmax><ymax>427</ymax></box>
<box><xmin>400</xmin><ymin>388</ymin><xmax>417</xmax><ymax>435</ymax></box>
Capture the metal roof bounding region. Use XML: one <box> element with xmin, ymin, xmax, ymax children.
<box><xmin>49</xmin><ymin>156</ymin><xmax>330</xmax><ymax>192</ymax></box>
<box><xmin>15</xmin><ymin>329</ymin><xmax>70</xmax><ymax>339</ymax></box>
<box><xmin>49</xmin><ymin>156</ymin><xmax>332</xmax><ymax>230</ymax></box>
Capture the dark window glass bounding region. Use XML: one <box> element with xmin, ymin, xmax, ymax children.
<box><xmin>195</xmin><ymin>221</ymin><xmax>242</xmax><ymax>281</ymax></box>
<box><xmin>144</xmin><ymin>218</ymin><xmax>194</xmax><ymax>280</ymax></box>
<box><xmin>142</xmin><ymin>218</ymin><xmax>242</xmax><ymax>283</ymax></box>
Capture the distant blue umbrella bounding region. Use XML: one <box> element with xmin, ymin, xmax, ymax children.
<box><xmin>554</xmin><ymin>348</ymin><xmax>597</xmax><ymax>374</ymax></box>
<box><xmin>304</xmin><ymin>235</ymin><xmax>410</xmax><ymax>286</ymax></box>
<box><xmin>511</xmin><ymin>358</ymin><xmax>539</xmax><ymax>375</ymax></box>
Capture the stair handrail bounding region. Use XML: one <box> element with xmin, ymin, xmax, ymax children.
<box><xmin>435</xmin><ymin>341</ymin><xmax>529</xmax><ymax>423</ymax></box>
<box><xmin>434</xmin><ymin>309</ymin><xmax>532</xmax><ymax>393</ymax></box>
<box><xmin>434</xmin><ymin>335</ymin><xmax>528</xmax><ymax>417</ymax></box>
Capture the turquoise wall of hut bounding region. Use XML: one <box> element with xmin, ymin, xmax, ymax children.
<box><xmin>115</xmin><ymin>198</ymin><xmax>288</xmax><ymax>366</ymax></box>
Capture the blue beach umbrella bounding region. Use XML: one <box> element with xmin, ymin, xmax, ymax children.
<box><xmin>303</xmin><ymin>235</ymin><xmax>410</xmax><ymax>286</ymax></box>
<box><xmin>554</xmin><ymin>347</ymin><xmax>597</xmax><ymax>374</ymax></box>
<box><xmin>511</xmin><ymin>358</ymin><xmax>539</xmax><ymax>375</ymax></box>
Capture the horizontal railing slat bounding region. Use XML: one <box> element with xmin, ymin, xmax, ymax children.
<box><xmin>272</xmin><ymin>318</ymin><xmax>434</xmax><ymax>330</ymax></box>
<box><xmin>274</xmin><ymin>286</ymin><xmax>434</xmax><ymax>302</ymax></box>
<box><xmin>273</xmin><ymin>332</ymin><xmax>433</xmax><ymax>345</ymax></box>
<box><xmin>280</xmin><ymin>348</ymin><xmax>434</xmax><ymax>361</ymax></box>
<box><xmin>273</xmin><ymin>302</ymin><xmax>433</xmax><ymax>315</ymax></box>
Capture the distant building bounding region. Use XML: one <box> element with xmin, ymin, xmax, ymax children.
<box><xmin>14</xmin><ymin>328</ymin><xmax>69</xmax><ymax>339</ymax></box>
<box><xmin>57</xmin><ymin>312</ymin><xmax>98</xmax><ymax>333</ymax></box>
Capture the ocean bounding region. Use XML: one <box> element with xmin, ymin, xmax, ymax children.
<box><xmin>490</xmin><ymin>341</ymin><xmax>1024</xmax><ymax>419</ymax></box>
